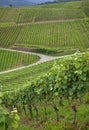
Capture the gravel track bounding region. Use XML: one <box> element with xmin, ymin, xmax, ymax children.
<box><xmin>0</xmin><ymin>48</ymin><xmax>63</xmax><ymax>75</ymax></box>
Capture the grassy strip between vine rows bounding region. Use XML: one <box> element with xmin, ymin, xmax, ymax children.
<box><xmin>0</xmin><ymin>59</ymin><xmax>57</xmax><ymax>92</ymax></box>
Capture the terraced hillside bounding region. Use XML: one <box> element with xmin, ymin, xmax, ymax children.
<box><xmin>0</xmin><ymin>1</ymin><xmax>85</xmax><ymax>23</ymax></box>
<box><xmin>0</xmin><ymin>19</ymin><xmax>89</xmax><ymax>55</ymax></box>
<box><xmin>0</xmin><ymin>1</ymin><xmax>88</xmax><ymax>93</ymax></box>
<box><xmin>0</xmin><ymin>1</ymin><xmax>88</xmax><ymax>56</ymax></box>
<box><xmin>14</xmin><ymin>20</ymin><xmax>89</xmax><ymax>50</ymax></box>
<box><xmin>0</xmin><ymin>0</ymin><xmax>89</xmax><ymax>89</ymax></box>
<box><xmin>1</xmin><ymin>1</ymin><xmax>89</xmax><ymax>130</ymax></box>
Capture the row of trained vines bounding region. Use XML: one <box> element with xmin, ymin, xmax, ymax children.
<box><xmin>0</xmin><ymin>60</ymin><xmax>54</xmax><ymax>93</ymax></box>
<box><xmin>0</xmin><ymin>25</ymin><xmax>22</xmax><ymax>47</ymax></box>
<box><xmin>0</xmin><ymin>49</ymin><xmax>40</xmax><ymax>71</ymax></box>
<box><xmin>0</xmin><ymin>7</ymin><xmax>19</xmax><ymax>23</ymax></box>
<box><xmin>0</xmin><ymin>1</ymin><xmax>84</xmax><ymax>23</ymax></box>
<box><xmin>17</xmin><ymin>20</ymin><xmax>89</xmax><ymax>49</ymax></box>
<box><xmin>0</xmin><ymin>19</ymin><xmax>89</xmax><ymax>50</ymax></box>
<box><xmin>17</xmin><ymin>9</ymin><xmax>84</xmax><ymax>23</ymax></box>
<box><xmin>1</xmin><ymin>51</ymin><xmax>89</xmax><ymax>124</ymax></box>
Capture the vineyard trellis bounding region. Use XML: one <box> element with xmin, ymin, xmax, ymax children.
<box><xmin>1</xmin><ymin>51</ymin><xmax>89</xmax><ymax>123</ymax></box>
<box><xmin>0</xmin><ymin>19</ymin><xmax>89</xmax><ymax>51</ymax></box>
<box><xmin>0</xmin><ymin>50</ymin><xmax>40</xmax><ymax>71</ymax></box>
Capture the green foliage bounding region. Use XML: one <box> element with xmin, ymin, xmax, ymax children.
<box><xmin>0</xmin><ymin>1</ymin><xmax>89</xmax><ymax>128</ymax></box>
<box><xmin>10</xmin><ymin>108</ymin><xmax>20</xmax><ymax>129</ymax></box>
<box><xmin>2</xmin><ymin>51</ymin><xmax>89</xmax><ymax>124</ymax></box>
<box><xmin>0</xmin><ymin>93</ymin><xmax>20</xmax><ymax>130</ymax></box>
<box><xmin>0</xmin><ymin>105</ymin><xmax>20</xmax><ymax>130</ymax></box>
<box><xmin>0</xmin><ymin>105</ymin><xmax>9</xmax><ymax>130</ymax></box>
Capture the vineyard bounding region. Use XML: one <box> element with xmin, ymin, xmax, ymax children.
<box><xmin>17</xmin><ymin>8</ymin><xmax>84</xmax><ymax>23</ymax></box>
<box><xmin>1</xmin><ymin>51</ymin><xmax>89</xmax><ymax>130</ymax></box>
<box><xmin>0</xmin><ymin>25</ymin><xmax>22</xmax><ymax>47</ymax></box>
<box><xmin>0</xmin><ymin>0</ymin><xmax>89</xmax><ymax>130</ymax></box>
<box><xmin>0</xmin><ymin>49</ymin><xmax>40</xmax><ymax>71</ymax></box>
<box><xmin>16</xmin><ymin>20</ymin><xmax>89</xmax><ymax>50</ymax></box>
<box><xmin>0</xmin><ymin>1</ymin><xmax>85</xmax><ymax>24</ymax></box>
<box><xmin>0</xmin><ymin>19</ymin><xmax>89</xmax><ymax>55</ymax></box>
<box><xmin>0</xmin><ymin>59</ymin><xmax>55</xmax><ymax>92</ymax></box>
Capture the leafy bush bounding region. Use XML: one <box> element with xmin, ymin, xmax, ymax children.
<box><xmin>0</xmin><ymin>105</ymin><xmax>20</xmax><ymax>130</ymax></box>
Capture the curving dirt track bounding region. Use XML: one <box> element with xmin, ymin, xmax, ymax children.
<box><xmin>0</xmin><ymin>48</ymin><xmax>65</xmax><ymax>74</ymax></box>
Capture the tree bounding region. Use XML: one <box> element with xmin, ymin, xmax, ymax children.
<box><xmin>9</xmin><ymin>4</ymin><xmax>12</xmax><ymax>7</ymax></box>
<box><xmin>9</xmin><ymin>0</ymin><xmax>13</xmax><ymax>7</ymax></box>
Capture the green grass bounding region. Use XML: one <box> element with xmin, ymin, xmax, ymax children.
<box><xmin>0</xmin><ymin>49</ymin><xmax>40</xmax><ymax>71</ymax></box>
<box><xmin>0</xmin><ymin>59</ymin><xmax>56</xmax><ymax>92</ymax></box>
<box><xmin>8</xmin><ymin>99</ymin><xmax>89</xmax><ymax>130</ymax></box>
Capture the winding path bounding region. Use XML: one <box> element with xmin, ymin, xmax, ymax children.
<box><xmin>0</xmin><ymin>48</ymin><xmax>66</xmax><ymax>75</ymax></box>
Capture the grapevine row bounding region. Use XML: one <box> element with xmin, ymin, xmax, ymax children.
<box><xmin>0</xmin><ymin>19</ymin><xmax>89</xmax><ymax>51</ymax></box>
<box><xmin>2</xmin><ymin>51</ymin><xmax>89</xmax><ymax>123</ymax></box>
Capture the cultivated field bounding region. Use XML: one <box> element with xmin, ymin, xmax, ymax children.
<box><xmin>16</xmin><ymin>20</ymin><xmax>89</xmax><ymax>50</ymax></box>
<box><xmin>0</xmin><ymin>1</ymin><xmax>89</xmax><ymax>130</ymax></box>
<box><xmin>0</xmin><ymin>1</ymin><xmax>85</xmax><ymax>23</ymax></box>
<box><xmin>0</xmin><ymin>59</ymin><xmax>56</xmax><ymax>92</ymax></box>
<box><xmin>0</xmin><ymin>20</ymin><xmax>89</xmax><ymax>55</ymax></box>
<box><xmin>0</xmin><ymin>49</ymin><xmax>40</xmax><ymax>71</ymax></box>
